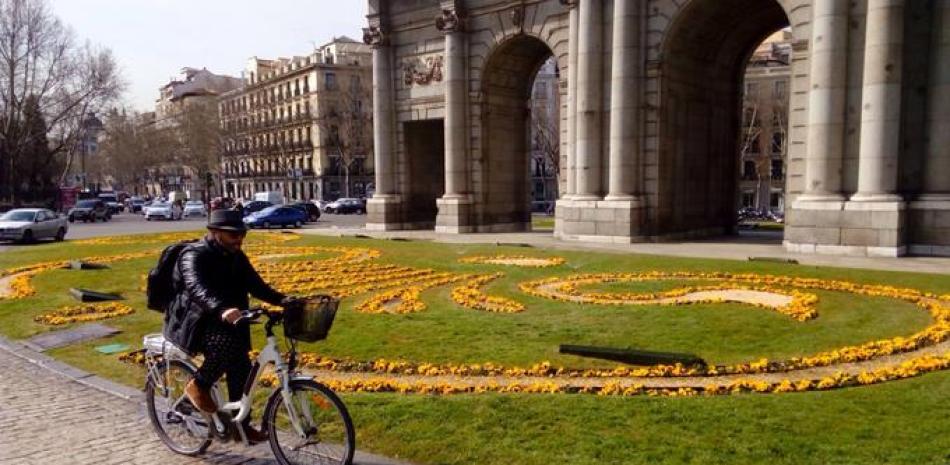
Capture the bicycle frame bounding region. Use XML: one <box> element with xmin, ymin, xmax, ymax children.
<box><xmin>145</xmin><ymin>322</ymin><xmax>317</xmax><ymax>444</ymax></box>
<box><xmin>218</xmin><ymin>331</ymin><xmax>314</xmax><ymax>433</ymax></box>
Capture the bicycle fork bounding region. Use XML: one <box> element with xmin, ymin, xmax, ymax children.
<box><xmin>279</xmin><ymin>373</ymin><xmax>318</xmax><ymax>439</ymax></box>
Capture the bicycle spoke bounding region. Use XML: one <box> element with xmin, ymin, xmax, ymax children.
<box><xmin>267</xmin><ymin>381</ymin><xmax>353</xmax><ymax>465</ymax></box>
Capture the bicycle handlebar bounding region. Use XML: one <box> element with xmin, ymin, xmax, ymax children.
<box><xmin>233</xmin><ymin>306</ymin><xmax>268</xmax><ymax>325</ymax></box>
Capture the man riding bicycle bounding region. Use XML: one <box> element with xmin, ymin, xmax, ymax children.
<box><xmin>162</xmin><ymin>209</ymin><xmax>301</xmax><ymax>443</ymax></box>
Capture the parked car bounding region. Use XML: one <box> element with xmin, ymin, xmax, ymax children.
<box><xmin>68</xmin><ymin>199</ymin><xmax>111</xmax><ymax>223</ymax></box>
<box><xmin>243</xmin><ymin>205</ymin><xmax>308</xmax><ymax>229</ymax></box>
<box><xmin>209</xmin><ymin>197</ymin><xmax>234</xmax><ymax>211</ymax></box>
<box><xmin>127</xmin><ymin>196</ymin><xmax>146</xmax><ymax>213</ymax></box>
<box><xmin>324</xmin><ymin>197</ymin><xmax>366</xmax><ymax>214</ymax></box>
<box><xmin>287</xmin><ymin>202</ymin><xmax>321</xmax><ymax>222</ymax></box>
<box><xmin>0</xmin><ymin>208</ymin><xmax>68</xmax><ymax>243</ymax></box>
<box><xmin>242</xmin><ymin>200</ymin><xmax>273</xmax><ymax>217</ymax></box>
<box><xmin>183</xmin><ymin>200</ymin><xmax>208</xmax><ymax>217</ymax></box>
<box><xmin>144</xmin><ymin>201</ymin><xmax>182</xmax><ymax>221</ymax></box>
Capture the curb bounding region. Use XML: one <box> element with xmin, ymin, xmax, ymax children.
<box><xmin>0</xmin><ymin>334</ymin><xmax>143</xmax><ymax>401</ymax></box>
<box><xmin>0</xmin><ymin>334</ymin><xmax>416</xmax><ymax>465</ymax></box>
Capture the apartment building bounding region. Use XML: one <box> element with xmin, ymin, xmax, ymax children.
<box><xmin>219</xmin><ymin>36</ymin><xmax>373</xmax><ymax>202</ymax></box>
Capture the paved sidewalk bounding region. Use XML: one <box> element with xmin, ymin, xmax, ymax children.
<box><xmin>0</xmin><ymin>338</ymin><xmax>410</xmax><ymax>465</ymax></box>
<box><xmin>300</xmin><ymin>227</ymin><xmax>950</xmax><ymax>275</ymax></box>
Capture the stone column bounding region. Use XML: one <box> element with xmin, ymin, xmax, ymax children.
<box><xmin>851</xmin><ymin>0</ymin><xmax>905</xmax><ymax>202</ymax></box>
<box><xmin>799</xmin><ymin>0</ymin><xmax>849</xmax><ymax>201</ymax></box>
<box><xmin>366</xmin><ymin>27</ymin><xmax>395</xmax><ymax>198</ymax></box>
<box><xmin>921</xmin><ymin>0</ymin><xmax>950</xmax><ymax>200</ymax></box>
<box><xmin>438</xmin><ymin>10</ymin><xmax>468</xmax><ymax>200</ymax></box>
<box><xmin>605</xmin><ymin>0</ymin><xmax>641</xmax><ymax>202</ymax></box>
<box><xmin>573</xmin><ymin>0</ymin><xmax>603</xmax><ymax>200</ymax></box>
<box><xmin>564</xmin><ymin>1</ymin><xmax>578</xmax><ymax>198</ymax></box>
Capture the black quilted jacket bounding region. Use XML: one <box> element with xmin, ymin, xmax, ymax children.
<box><xmin>163</xmin><ymin>235</ymin><xmax>285</xmax><ymax>354</ymax></box>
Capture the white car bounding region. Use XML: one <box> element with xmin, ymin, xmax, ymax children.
<box><xmin>144</xmin><ymin>202</ymin><xmax>182</xmax><ymax>221</ymax></box>
<box><xmin>0</xmin><ymin>208</ymin><xmax>68</xmax><ymax>243</ymax></box>
<box><xmin>182</xmin><ymin>201</ymin><xmax>207</xmax><ymax>217</ymax></box>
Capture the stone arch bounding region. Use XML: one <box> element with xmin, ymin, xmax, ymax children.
<box><xmin>477</xmin><ymin>33</ymin><xmax>560</xmax><ymax>231</ymax></box>
<box><xmin>653</xmin><ymin>0</ymin><xmax>792</xmax><ymax>238</ymax></box>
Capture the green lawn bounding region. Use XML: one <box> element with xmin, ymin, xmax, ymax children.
<box><xmin>2</xmin><ymin>231</ymin><xmax>948</xmax><ymax>465</ymax></box>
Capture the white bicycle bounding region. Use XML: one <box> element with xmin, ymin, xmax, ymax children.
<box><xmin>143</xmin><ymin>298</ymin><xmax>354</xmax><ymax>465</ymax></box>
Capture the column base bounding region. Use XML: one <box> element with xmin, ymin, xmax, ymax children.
<box><xmin>849</xmin><ymin>193</ymin><xmax>904</xmax><ymax>203</ymax></box>
<box><xmin>365</xmin><ymin>195</ymin><xmax>406</xmax><ymax>231</ymax></box>
<box><xmin>435</xmin><ymin>195</ymin><xmax>475</xmax><ymax>234</ymax></box>
<box><xmin>784</xmin><ymin>199</ymin><xmax>906</xmax><ymax>257</ymax></box>
<box><xmin>907</xmin><ymin>199</ymin><xmax>950</xmax><ymax>253</ymax></box>
<box><xmin>554</xmin><ymin>198</ymin><xmax>646</xmax><ymax>241</ymax></box>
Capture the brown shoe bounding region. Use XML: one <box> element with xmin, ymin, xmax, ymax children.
<box><xmin>241</xmin><ymin>423</ymin><xmax>269</xmax><ymax>444</ymax></box>
<box><xmin>184</xmin><ymin>379</ymin><xmax>217</xmax><ymax>414</ymax></box>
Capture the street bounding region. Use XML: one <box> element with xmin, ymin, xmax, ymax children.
<box><xmin>0</xmin><ymin>210</ymin><xmax>366</xmax><ymax>252</ymax></box>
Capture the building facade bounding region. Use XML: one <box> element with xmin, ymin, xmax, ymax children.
<box><xmin>365</xmin><ymin>0</ymin><xmax>950</xmax><ymax>257</ymax></box>
<box><xmin>738</xmin><ymin>31</ymin><xmax>792</xmax><ymax>215</ymax></box>
<box><xmin>219</xmin><ymin>37</ymin><xmax>374</xmax><ymax>203</ymax></box>
<box><xmin>152</xmin><ymin>68</ymin><xmax>242</xmax><ymax>199</ymax></box>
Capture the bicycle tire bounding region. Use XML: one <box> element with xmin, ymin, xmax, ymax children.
<box><xmin>264</xmin><ymin>379</ymin><xmax>355</xmax><ymax>465</ymax></box>
<box><xmin>145</xmin><ymin>359</ymin><xmax>212</xmax><ymax>456</ymax></box>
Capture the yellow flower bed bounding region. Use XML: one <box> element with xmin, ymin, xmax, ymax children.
<box><xmin>459</xmin><ymin>255</ymin><xmax>566</xmax><ymax>267</ymax></box>
<box><xmin>0</xmin><ymin>251</ymin><xmax>155</xmax><ymax>301</ymax></box>
<box><xmin>451</xmin><ymin>273</ymin><xmax>525</xmax><ymax>313</ymax></box>
<box><xmin>75</xmin><ymin>231</ymin><xmax>300</xmax><ymax>246</ymax></box>
<box><xmin>520</xmin><ymin>273</ymin><xmax>819</xmax><ymax>321</ymax></box>
<box><xmin>278</xmin><ymin>352</ymin><xmax>950</xmax><ymax>397</ymax></box>
<box><xmin>34</xmin><ymin>302</ymin><xmax>134</xmax><ymax>325</ymax></box>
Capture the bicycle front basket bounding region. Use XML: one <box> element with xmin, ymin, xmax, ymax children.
<box><xmin>283</xmin><ymin>295</ymin><xmax>340</xmax><ymax>342</ymax></box>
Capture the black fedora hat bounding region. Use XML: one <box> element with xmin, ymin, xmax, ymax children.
<box><xmin>207</xmin><ymin>209</ymin><xmax>248</xmax><ymax>232</ymax></box>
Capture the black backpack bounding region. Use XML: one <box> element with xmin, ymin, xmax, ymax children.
<box><xmin>146</xmin><ymin>240</ymin><xmax>198</xmax><ymax>312</ymax></box>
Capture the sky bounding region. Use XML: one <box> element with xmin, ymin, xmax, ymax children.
<box><xmin>48</xmin><ymin>0</ymin><xmax>368</xmax><ymax>111</ymax></box>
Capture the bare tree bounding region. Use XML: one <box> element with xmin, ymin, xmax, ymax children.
<box><xmin>174</xmin><ymin>100</ymin><xmax>222</xmax><ymax>196</ymax></box>
<box><xmin>531</xmin><ymin>107</ymin><xmax>560</xmax><ymax>205</ymax></box>
<box><xmin>315</xmin><ymin>76</ymin><xmax>372</xmax><ymax>198</ymax></box>
<box><xmin>0</xmin><ymin>0</ymin><xmax>123</xmax><ymax>202</ymax></box>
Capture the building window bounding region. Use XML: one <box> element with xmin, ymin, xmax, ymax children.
<box><xmin>774</xmin><ymin>80</ymin><xmax>787</xmax><ymax>98</ymax></box>
<box><xmin>325</xmin><ymin>72</ymin><xmax>337</xmax><ymax>91</ymax></box>
<box><xmin>771</xmin><ymin>159</ymin><xmax>784</xmax><ymax>179</ymax></box>
<box><xmin>743</xmin><ymin>160</ymin><xmax>757</xmax><ymax>179</ymax></box>
<box><xmin>745</xmin><ymin>82</ymin><xmax>758</xmax><ymax>96</ymax></box>
<box><xmin>770</xmin><ymin>192</ymin><xmax>783</xmax><ymax>210</ymax></box>
<box><xmin>771</xmin><ymin>132</ymin><xmax>784</xmax><ymax>153</ymax></box>
<box><xmin>741</xmin><ymin>191</ymin><xmax>755</xmax><ymax>208</ymax></box>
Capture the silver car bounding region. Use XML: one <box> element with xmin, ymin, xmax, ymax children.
<box><xmin>0</xmin><ymin>208</ymin><xmax>68</xmax><ymax>243</ymax></box>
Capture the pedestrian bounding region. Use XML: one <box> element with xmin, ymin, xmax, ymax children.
<box><xmin>162</xmin><ymin>209</ymin><xmax>301</xmax><ymax>443</ymax></box>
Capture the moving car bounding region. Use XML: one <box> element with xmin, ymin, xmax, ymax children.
<box><xmin>183</xmin><ymin>200</ymin><xmax>208</xmax><ymax>217</ymax></box>
<box><xmin>68</xmin><ymin>199</ymin><xmax>111</xmax><ymax>222</ymax></box>
<box><xmin>323</xmin><ymin>197</ymin><xmax>366</xmax><ymax>214</ymax></box>
<box><xmin>98</xmin><ymin>192</ymin><xmax>123</xmax><ymax>214</ymax></box>
<box><xmin>144</xmin><ymin>201</ymin><xmax>182</xmax><ymax>221</ymax></box>
<box><xmin>287</xmin><ymin>202</ymin><xmax>321</xmax><ymax>222</ymax></box>
<box><xmin>0</xmin><ymin>208</ymin><xmax>68</xmax><ymax>243</ymax></box>
<box><xmin>127</xmin><ymin>196</ymin><xmax>146</xmax><ymax>213</ymax></box>
<box><xmin>243</xmin><ymin>205</ymin><xmax>308</xmax><ymax>229</ymax></box>
<box><xmin>242</xmin><ymin>200</ymin><xmax>272</xmax><ymax>217</ymax></box>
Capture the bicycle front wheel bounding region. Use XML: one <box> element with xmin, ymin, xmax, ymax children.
<box><xmin>264</xmin><ymin>379</ymin><xmax>355</xmax><ymax>465</ymax></box>
<box><xmin>145</xmin><ymin>359</ymin><xmax>212</xmax><ymax>455</ymax></box>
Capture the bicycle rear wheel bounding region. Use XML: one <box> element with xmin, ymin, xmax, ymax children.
<box><xmin>145</xmin><ymin>359</ymin><xmax>212</xmax><ymax>455</ymax></box>
<box><xmin>264</xmin><ymin>379</ymin><xmax>355</xmax><ymax>465</ymax></box>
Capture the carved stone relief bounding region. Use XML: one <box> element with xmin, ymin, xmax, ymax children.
<box><xmin>403</xmin><ymin>55</ymin><xmax>444</xmax><ymax>86</ymax></box>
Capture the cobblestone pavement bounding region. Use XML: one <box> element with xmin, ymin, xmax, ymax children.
<box><xmin>0</xmin><ymin>342</ymin><xmax>406</xmax><ymax>465</ymax></box>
